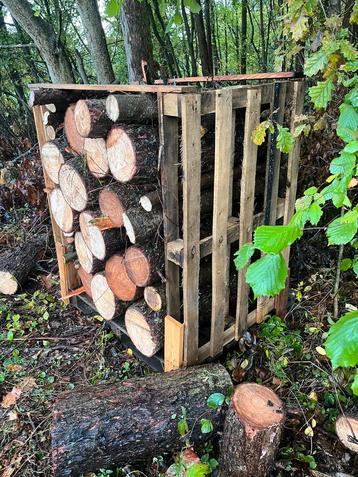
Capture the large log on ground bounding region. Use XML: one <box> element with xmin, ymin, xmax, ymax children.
<box><xmin>77</xmin><ymin>266</ymin><xmax>93</xmax><ymax>298</ymax></box>
<box><xmin>74</xmin><ymin>99</ymin><xmax>113</xmax><ymax>138</ymax></box>
<box><xmin>51</xmin><ymin>363</ymin><xmax>232</xmax><ymax>477</ymax></box>
<box><xmin>64</xmin><ymin>104</ymin><xmax>85</xmax><ymax>155</ymax></box>
<box><xmin>336</xmin><ymin>416</ymin><xmax>358</xmax><ymax>453</ymax></box>
<box><xmin>98</xmin><ymin>183</ymin><xmax>155</xmax><ymax>228</ymax></box>
<box><xmin>79</xmin><ymin>210</ymin><xmax>126</xmax><ymax>260</ymax></box>
<box><xmin>105</xmin><ymin>93</ymin><xmax>158</xmax><ymax>122</ymax></box>
<box><xmin>74</xmin><ymin>231</ymin><xmax>103</xmax><ymax>274</ymax></box>
<box><xmin>123</xmin><ymin>206</ymin><xmax>162</xmax><ymax>244</ymax></box>
<box><xmin>91</xmin><ymin>272</ymin><xmax>126</xmax><ymax>320</ymax></box>
<box><xmin>49</xmin><ymin>188</ymin><xmax>78</xmax><ymax>234</ymax></box>
<box><xmin>41</xmin><ymin>138</ymin><xmax>71</xmax><ymax>184</ymax></box>
<box><xmin>219</xmin><ymin>383</ymin><xmax>285</xmax><ymax>477</ymax></box>
<box><xmin>83</xmin><ymin>138</ymin><xmax>109</xmax><ymax>178</ymax></box>
<box><xmin>124</xmin><ymin>243</ymin><xmax>164</xmax><ymax>287</ymax></box>
<box><xmin>0</xmin><ymin>237</ymin><xmax>45</xmax><ymax>295</ymax></box>
<box><xmin>125</xmin><ymin>299</ymin><xmax>165</xmax><ymax>357</ymax></box>
<box><xmin>105</xmin><ymin>254</ymin><xmax>142</xmax><ymax>301</ymax></box>
<box><xmin>107</xmin><ymin>125</ymin><xmax>159</xmax><ymax>183</ymax></box>
<box><xmin>58</xmin><ymin>156</ymin><xmax>101</xmax><ymax>212</ymax></box>
<box><xmin>144</xmin><ymin>283</ymin><xmax>166</xmax><ymax>311</ymax></box>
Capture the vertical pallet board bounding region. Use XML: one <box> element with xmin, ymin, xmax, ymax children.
<box><xmin>32</xmin><ymin>105</ymin><xmax>79</xmax><ymax>303</ymax></box>
<box><xmin>235</xmin><ymin>89</ymin><xmax>262</xmax><ymax>338</ymax></box>
<box><xmin>181</xmin><ymin>93</ymin><xmax>202</xmax><ymax>366</ymax></box>
<box><xmin>164</xmin><ymin>315</ymin><xmax>184</xmax><ymax>371</ymax></box>
<box><xmin>158</xmin><ymin>93</ymin><xmax>181</xmax><ymax>320</ymax></box>
<box><xmin>210</xmin><ymin>88</ymin><xmax>233</xmax><ymax>356</ymax></box>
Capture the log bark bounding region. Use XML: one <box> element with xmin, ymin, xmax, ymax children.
<box><xmin>144</xmin><ymin>283</ymin><xmax>166</xmax><ymax>311</ymax></box>
<box><xmin>83</xmin><ymin>138</ymin><xmax>109</xmax><ymax>178</ymax></box>
<box><xmin>74</xmin><ymin>231</ymin><xmax>104</xmax><ymax>275</ymax></box>
<box><xmin>74</xmin><ymin>99</ymin><xmax>112</xmax><ymax>138</ymax></box>
<box><xmin>77</xmin><ymin>266</ymin><xmax>93</xmax><ymax>298</ymax></box>
<box><xmin>49</xmin><ymin>188</ymin><xmax>78</xmax><ymax>234</ymax></box>
<box><xmin>29</xmin><ymin>88</ymin><xmax>74</xmax><ymax>109</ymax></box>
<box><xmin>91</xmin><ymin>272</ymin><xmax>127</xmax><ymax>320</ymax></box>
<box><xmin>336</xmin><ymin>416</ymin><xmax>358</xmax><ymax>454</ymax></box>
<box><xmin>124</xmin><ymin>243</ymin><xmax>164</xmax><ymax>287</ymax></box>
<box><xmin>107</xmin><ymin>124</ymin><xmax>159</xmax><ymax>183</ymax></box>
<box><xmin>123</xmin><ymin>206</ymin><xmax>162</xmax><ymax>244</ymax></box>
<box><xmin>105</xmin><ymin>93</ymin><xmax>158</xmax><ymax>122</ymax></box>
<box><xmin>41</xmin><ymin>138</ymin><xmax>72</xmax><ymax>184</ymax></box>
<box><xmin>125</xmin><ymin>299</ymin><xmax>165</xmax><ymax>357</ymax></box>
<box><xmin>52</xmin><ymin>363</ymin><xmax>231</xmax><ymax>476</ymax></box>
<box><xmin>0</xmin><ymin>237</ymin><xmax>45</xmax><ymax>295</ymax></box>
<box><xmin>219</xmin><ymin>383</ymin><xmax>285</xmax><ymax>477</ymax></box>
<box><xmin>105</xmin><ymin>254</ymin><xmax>142</xmax><ymax>301</ymax></box>
<box><xmin>64</xmin><ymin>104</ymin><xmax>85</xmax><ymax>155</ymax></box>
<box><xmin>42</xmin><ymin>109</ymin><xmax>63</xmax><ymax>128</ymax></box>
<box><xmin>79</xmin><ymin>210</ymin><xmax>126</xmax><ymax>260</ymax></box>
<box><xmin>58</xmin><ymin>156</ymin><xmax>102</xmax><ymax>212</ymax></box>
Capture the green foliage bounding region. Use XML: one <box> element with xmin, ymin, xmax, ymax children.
<box><xmin>326</xmin><ymin>210</ymin><xmax>358</xmax><ymax>245</ymax></box>
<box><xmin>186</xmin><ymin>463</ymin><xmax>210</xmax><ymax>477</ymax></box>
<box><xmin>105</xmin><ymin>0</ymin><xmax>121</xmax><ymax>17</ymax></box>
<box><xmin>254</xmin><ymin>225</ymin><xmax>302</xmax><ymax>254</ymax></box>
<box><xmin>277</xmin><ymin>125</ymin><xmax>295</xmax><ymax>153</ymax></box>
<box><xmin>200</xmin><ymin>418</ymin><xmax>214</xmax><ymax>434</ymax></box>
<box><xmin>207</xmin><ymin>392</ymin><xmax>225</xmax><ymax>409</ymax></box>
<box><xmin>246</xmin><ymin>253</ymin><xmax>288</xmax><ymax>297</ymax></box>
<box><xmin>325</xmin><ymin>311</ymin><xmax>358</xmax><ymax>369</ymax></box>
<box><xmin>233</xmin><ymin>243</ymin><xmax>255</xmax><ymax>270</ymax></box>
<box><xmin>251</xmin><ymin>120</ymin><xmax>274</xmax><ymax>145</ymax></box>
<box><xmin>308</xmin><ymin>79</ymin><xmax>334</xmax><ymax>109</ymax></box>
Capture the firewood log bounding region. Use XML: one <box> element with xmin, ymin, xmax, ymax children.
<box><xmin>0</xmin><ymin>237</ymin><xmax>45</xmax><ymax>295</ymax></box>
<box><xmin>105</xmin><ymin>254</ymin><xmax>142</xmax><ymax>301</ymax></box>
<box><xmin>124</xmin><ymin>243</ymin><xmax>164</xmax><ymax>287</ymax></box>
<box><xmin>74</xmin><ymin>231</ymin><xmax>103</xmax><ymax>274</ymax></box>
<box><xmin>51</xmin><ymin>364</ymin><xmax>232</xmax><ymax>477</ymax></box>
<box><xmin>144</xmin><ymin>283</ymin><xmax>166</xmax><ymax>311</ymax></box>
<box><xmin>83</xmin><ymin>138</ymin><xmax>109</xmax><ymax>178</ymax></box>
<box><xmin>64</xmin><ymin>104</ymin><xmax>85</xmax><ymax>155</ymax></box>
<box><xmin>336</xmin><ymin>416</ymin><xmax>358</xmax><ymax>454</ymax></box>
<box><xmin>29</xmin><ymin>88</ymin><xmax>72</xmax><ymax>110</ymax></box>
<box><xmin>105</xmin><ymin>93</ymin><xmax>158</xmax><ymax>122</ymax></box>
<box><xmin>123</xmin><ymin>206</ymin><xmax>162</xmax><ymax>244</ymax></box>
<box><xmin>42</xmin><ymin>109</ymin><xmax>63</xmax><ymax>128</ymax></box>
<box><xmin>41</xmin><ymin>138</ymin><xmax>71</xmax><ymax>184</ymax></box>
<box><xmin>46</xmin><ymin>125</ymin><xmax>56</xmax><ymax>140</ymax></box>
<box><xmin>219</xmin><ymin>383</ymin><xmax>285</xmax><ymax>477</ymax></box>
<box><xmin>49</xmin><ymin>188</ymin><xmax>78</xmax><ymax>234</ymax></box>
<box><xmin>91</xmin><ymin>272</ymin><xmax>127</xmax><ymax>320</ymax></box>
<box><xmin>77</xmin><ymin>266</ymin><xmax>93</xmax><ymax>298</ymax></box>
<box><xmin>74</xmin><ymin>99</ymin><xmax>113</xmax><ymax>138</ymax></box>
<box><xmin>107</xmin><ymin>124</ymin><xmax>159</xmax><ymax>183</ymax></box>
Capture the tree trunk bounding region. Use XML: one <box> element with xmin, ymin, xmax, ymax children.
<box><xmin>77</xmin><ymin>266</ymin><xmax>93</xmax><ymax>298</ymax></box>
<box><xmin>106</xmin><ymin>254</ymin><xmax>142</xmax><ymax>301</ymax></box>
<box><xmin>64</xmin><ymin>104</ymin><xmax>85</xmax><ymax>155</ymax></box>
<box><xmin>193</xmin><ymin>1</ymin><xmax>212</xmax><ymax>76</ymax></box>
<box><xmin>241</xmin><ymin>0</ymin><xmax>248</xmax><ymax>74</ymax></box>
<box><xmin>124</xmin><ymin>243</ymin><xmax>164</xmax><ymax>287</ymax></box>
<box><xmin>107</xmin><ymin>125</ymin><xmax>159</xmax><ymax>183</ymax></box>
<box><xmin>52</xmin><ymin>364</ymin><xmax>231</xmax><ymax>476</ymax></box>
<box><xmin>49</xmin><ymin>188</ymin><xmax>78</xmax><ymax>234</ymax></box>
<box><xmin>123</xmin><ymin>206</ymin><xmax>162</xmax><ymax>245</ymax></box>
<box><xmin>144</xmin><ymin>283</ymin><xmax>166</xmax><ymax>311</ymax></box>
<box><xmin>74</xmin><ymin>99</ymin><xmax>113</xmax><ymax>138</ymax></box>
<box><xmin>219</xmin><ymin>383</ymin><xmax>285</xmax><ymax>477</ymax></box>
<box><xmin>125</xmin><ymin>299</ymin><xmax>165</xmax><ymax>356</ymax></box>
<box><xmin>91</xmin><ymin>272</ymin><xmax>127</xmax><ymax>320</ymax></box>
<box><xmin>83</xmin><ymin>138</ymin><xmax>109</xmax><ymax>178</ymax></box>
<box><xmin>105</xmin><ymin>93</ymin><xmax>158</xmax><ymax>123</ymax></box>
<box><xmin>0</xmin><ymin>237</ymin><xmax>45</xmax><ymax>295</ymax></box>
<box><xmin>76</xmin><ymin>0</ymin><xmax>115</xmax><ymax>84</ymax></box>
<box><xmin>74</xmin><ymin>231</ymin><xmax>104</xmax><ymax>275</ymax></box>
<box><xmin>2</xmin><ymin>0</ymin><xmax>74</xmax><ymax>83</ymax></box>
<box><xmin>120</xmin><ymin>0</ymin><xmax>156</xmax><ymax>83</ymax></box>
<box><xmin>335</xmin><ymin>416</ymin><xmax>358</xmax><ymax>454</ymax></box>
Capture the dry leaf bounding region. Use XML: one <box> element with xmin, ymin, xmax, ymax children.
<box><xmin>308</xmin><ymin>391</ymin><xmax>318</xmax><ymax>401</ymax></box>
<box><xmin>315</xmin><ymin>346</ymin><xmax>326</xmax><ymax>356</ymax></box>
<box><xmin>1</xmin><ymin>453</ymin><xmax>23</xmax><ymax>477</ymax></box>
<box><xmin>6</xmin><ymin>364</ymin><xmax>22</xmax><ymax>373</ymax></box>
<box><xmin>1</xmin><ymin>388</ymin><xmax>22</xmax><ymax>409</ymax></box>
<box><xmin>304</xmin><ymin>425</ymin><xmax>314</xmax><ymax>437</ymax></box>
<box><xmin>7</xmin><ymin>411</ymin><xmax>18</xmax><ymax>421</ymax></box>
<box><xmin>18</xmin><ymin>376</ymin><xmax>37</xmax><ymax>392</ymax></box>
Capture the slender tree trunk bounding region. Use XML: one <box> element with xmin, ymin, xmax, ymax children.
<box><xmin>241</xmin><ymin>0</ymin><xmax>247</xmax><ymax>74</ymax></box>
<box><xmin>76</xmin><ymin>0</ymin><xmax>115</xmax><ymax>84</ymax></box>
<box><xmin>259</xmin><ymin>0</ymin><xmax>267</xmax><ymax>71</ymax></box>
<box><xmin>204</xmin><ymin>0</ymin><xmax>213</xmax><ymax>72</ymax></box>
<box><xmin>182</xmin><ymin>0</ymin><xmax>198</xmax><ymax>76</ymax></box>
<box><xmin>2</xmin><ymin>0</ymin><xmax>74</xmax><ymax>83</ymax></box>
<box><xmin>193</xmin><ymin>0</ymin><xmax>212</xmax><ymax>75</ymax></box>
<box><xmin>120</xmin><ymin>0</ymin><xmax>156</xmax><ymax>83</ymax></box>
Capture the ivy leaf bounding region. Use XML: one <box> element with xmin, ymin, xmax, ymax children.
<box><xmin>307</xmin><ymin>202</ymin><xmax>323</xmax><ymax>225</ymax></box>
<box><xmin>325</xmin><ymin>310</ymin><xmax>358</xmax><ymax>368</ymax></box>
<box><xmin>200</xmin><ymin>418</ymin><xmax>214</xmax><ymax>434</ymax></box>
<box><xmin>234</xmin><ymin>243</ymin><xmax>255</xmax><ymax>270</ymax></box>
<box><xmin>277</xmin><ymin>125</ymin><xmax>294</xmax><ymax>153</ymax></box>
<box><xmin>105</xmin><ymin>0</ymin><xmax>120</xmax><ymax>17</ymax></box>
<box><xmin>309</xmin><ymin>79</ymin><xmax>334</xmax><ymax>109</ymax></box>
<box><xmin>340</xmin><ymin>258</ymin><xmax>352</xmax><ymax>271</ymax></box>
<box><xmin>246</xmin><ymin>253</ymin><xmax>288</xmax><ymax>298</ymax></box>
<box><xmin>186</xmin><ymin>463</ymin><xmax>210</xmax><ymax>477</ymax></box>
<box><xmin>329</xmin><ymin>152</ymin><xmax>356</xmax><ymax>175</ymax></box>
<box><xmin>338</xmin><ymin>103</ymin><xmax>358</xmax><ymax>131</ymax></box>
<box><xmin>184</xmin><ymin>0</ymin><xmax>201</xmax><ymax>13</ymax></box>
<box><xmin>326</xmin><ymin>210</ymin><xmax>358</xmax><ymax>245</ymax></box>
<box><xmin>352</xmin><ymin>370</ymin><xmax>358</xmax><ymax>396</ymax></box>
<box><xmin>304</xmin><ymin>50</ymin><xmax>328</xmax><ymax>76</ymax></box>
<box><xmin>254</xmin><ymin>225</ymin><xmax>302</xmax><ymax>254</ymax></box>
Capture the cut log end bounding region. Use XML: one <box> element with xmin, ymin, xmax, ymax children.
<box><xmin>83</xmin><ymin>138</ymin><xmax>109</xmax><ymax>178</ymax></box>
<box><xmin>59</xmin><ymin>162</ymin><xmax>88</xmax><ymax>212</ymax></box>
<box><xmin>41</xmin><ymin>142</ymin><xmax>65</xmax><ymax>184</ymax></box>
<box><xmin>123</xmin><ymin>212</ymin><xmax>136</xmax><ymax>243</ymax></box>
<box><xmin>79</xmin><ymin>212</ymin><xmax>107</xmax><ymax>260</ymax></box>
<box><xmin>98</xmin><ymin>188</ymin><xmax>125</xmax><ymax>228</ymax></box>
<box><xmin>124</xmin><ymin>247</ymin><xmax>151</xmax><ymax>287</ymax></box>
<box><xmin>107</xmin><ymin>127</ymin><xmax>136</xmax><ymax>183</ymax></box>
<box><xmin>50</xmin><ymin>188</ymin><xmax>75</xmax><ymax>233</ymax></box>
<box><xmin>75</xmin><ymin>231</ymin><xmax>101</xmax><ymax>274</ymax></box>
<box><xmin>144</xmin><ymin>285</ymin><xmax>164</xmax><ymax>311</ymax></box>
<box><xmin>64</xmin><ymin>104</ymin><xmax>85</xmax><ymax>155</ymax></box>
<box><xmin>125</xmin><ymin>302</ymin><xmax>163</xmax><ymax>357</ymax></box>
<box><xmin>0</xmin><ymin>271</ymin><xmax>18</xmax><ymax>295</ymax></box>
<box><xmin>77</xmin><ymin>266</ymin><xmax>93</xmax><ymax>298</ymax></box>
<box><xmin>74</xmin><ymin>99</ymin><xmax>92</xmax><ymax>137</ymax></box>
<box><xmin>91</xmin><ymin>273</ymin><xmax>116</xmax><ymax>320</ymax></box>
<box><xmin>105</xmin><ymin>254</ymin><xmax>140</xmax><ymax>301</ymax></box>
<box><xmin>106</xmin><ymin>94</ymin><xmax>120</xmax><ymax>122</ymax></box>
<box><xmin>336</xmin><ymin>416</ymin><xmax>358</xmax><ymax>454</ymax></box>
<box><xmin>139</xmin><ymin>195</ymin><xmax>153</xmax><ymax>212</ymax></box>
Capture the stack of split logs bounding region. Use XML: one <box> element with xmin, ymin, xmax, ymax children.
<box><xmin>40</xmin><ymin>93</ymin><xmax>171</xmax><ymax>358</ymax></box>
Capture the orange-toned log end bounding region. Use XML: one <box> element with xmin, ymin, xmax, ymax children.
<box><xmin>105</xmin><ymin>254</ymin><xmax>142</xmax><ymax>301</ymax></box>
<box><xmin>98</xmin><ymin>188</ymin><xmax>125</xmax><ymax>228</ymax></box>
<box><xmin>77</xmin><ymin>266</ymin><xmax>93</xmax><ymax>298</ymax></box>
<box><xmin>336</xmin><ymin>416</ymin><xmax>358</xmax><ymax>454</ymax></box>
<box><xmin>124</xmin><ymin>247</ymin><xmax>151</xmax><ymax>287</ymax></box>
<box><xmin>219</xmin><ymin>383</ymin><xmax>285</xmax><ymax>477</ymax></box>
<box><xmin>64</xmin><ymin>104</ymin><xmax>85</xmax><ymax>155</ymax></box>
<box><xmin>83</xmin><ymin>138</ymin><xmax>109</xmax><ymax>178</ymax></box>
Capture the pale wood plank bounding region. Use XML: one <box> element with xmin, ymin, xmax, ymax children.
<box><xmin>155</xmin><ymin>71</ymin><xmax>298</xmax><ymax>84</ymax></box>
<box><xmin>210</xmin><ymin>89</ymin><xmax>233</xmax><ymax>357</ymax></box>
<box><xmin>29</xmin><ymin>83</ymin><xmax>196</xmax><ymax>94</ymax></box>
<box><xmin>164</xmin><ymin>315</ymin><xmax>184</xmax><ymax>371</ymax></box>
<box><xmin>235</xmin><ymin>89</ymin><xmax>262</xmax><ymax>339</ymax></box>
<box><xmin>181</xmin><ymin>93</ymin><xmax>201</xmax><ymax>366</ymax></box>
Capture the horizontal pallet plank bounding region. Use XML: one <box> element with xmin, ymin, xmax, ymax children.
<box><xmin>29</xmin><ymin>83</ymin><xmax>197</xmax><ymax>94</ymax></box>
<box><xmin>155</xmin><ymin>71</ymin><xmax>299</xmax><ymax>84</ymax></box>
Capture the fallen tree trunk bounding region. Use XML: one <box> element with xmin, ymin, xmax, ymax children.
<box><xmin>91</xmin><ymin>272</ymin><xmax>127</xmax><ymax>320</ymax></box>
<box><xmin>105</xmin><ymin>253</ymin><xmax>142</xmax><ymax>301</ymax></box>
<box><xmin>0</xmin><ymin>237</ymin><xmax>45</xmax><ymax>295</ymax></box>
<box><xmin>219</xmin><ymin>383</ymin><xmax>285</xmax><ymax>477</ymax></box>
<box><xmin>107</xmin><ymin>124</ymin><xmax>159</xmax><ymax>183</ymax></box>
<box><xmin>125</xmin><ymin>299</ymin><xmax>165</xmax><ymax>357</ymax></box>
<box><xmin>64</xmin><ymin>104</ymin><xmax>85</xmax><ymax>155</ymax></box>
<box><xmin>144</xmin><ymin>283</ymin><xmax>166</xmax><ymax>311</ymax></box>
<box><xmin>74</xmin><ymin>231</ymin><xmax>103</xmax><ymax>274</ymax></box>
<box><xmin>51</xmin><ymin>363</ymin><xmax>232</xmax><ymax>477</ymax></box>
<box><xmin>83</xmin><ymin>138</ymin><xmax>109</xmax><ymax>178</ymax></box>
<box><xmin>74</xmin><ymin>99</ymin><xmax>113</xmax><ymax>138</ymax></box>
<box><xmin>336</xmin><ymin>416</ymin><xmax>358</xmax><ymax>454</ymax></box>
<box><xmin>49</xmin><ymin>188</ymin><xmax>78</xmax><ymax>234</ymax></box>
<box><xmin>106</xmin><ymin>93</ymin><xmax>158</xmax><ymax>122</ymax></box>
<box><xmin>124</xmin><ymin>243</ymin><xmax>164</xmax><ymax>287</ymax></box>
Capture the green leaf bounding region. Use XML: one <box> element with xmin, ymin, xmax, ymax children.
<box><xmin>246</xmin><ymin>253</ymin><xmax>288</xmax><ymax>298</ymax></box>
<box><xmin>207</xmin><ymin>392</ymin><xmax>225</xmax><ymax>409</ymax></box>
<box><xmin>325</xmin><ymin>310</ymin><xmax>358</xmax><ymax>368</ymax></box>
<box><xmin>343</xmin><ymin>140</ymin><xmax>358</xmax><ymax>153</ymax></box>
<box><xmin>353</xmin><ymin>256</ymin><xmax>358</xmax><ymax>276</ymax></box>
<box><xmin>277</xmin><ymin>125</ymin><xmax>295</xmax><ymax>153</ymax></box>
<box><xmin>338</xmin><ymin>103</ymin><xmax>358</xmax><ymax>130</ymax></box>
<box><xmin>329</xmin><ymin>152</ymin><xmax>356</xmax><ymax>175</ymax></box>
<box><xmin>326</xmin><ymin>211</ymin><xmax>358</xmax><ymax>245</ymax></box>
<box><xmin>340</xmin><ymin>39</ymin><xmax>358</xmax><ymax>61</ymax></box>
<box><xmin>186</xmin><ymin>463</ymin><xmax>210</xmax><ymax>477</ymax></box>
<box><xmin>178</xmin><ymin>418</ymin><xmax>189</xmax><ymax>436</ymax></box>
<box><xmin>340</xmin><ymin>258</ymin><xmax>353</xmax><ymax>271</ymax></box>
<box><xmin>173</xmin><ymin>11</ymin><xmax>183</xmax><ymax>25</ymax></box>
<box><xmin>254</xmin><ymin>225</ymin><xmax>302</xmax><ymax>254</ymax></box>
<box><xmin>200</xmin><ymin>418</ymin><xmax>214</xmax><ymax>434</ymax></box>
<box><xmin>105</xmin><ymin>0</ymin><xmax>120</xmax><ymax>17</ymax></box>
<box><xmin>336</xmin><ymin>126</ymin><xmax>358</xmax><ymax>143</ymax></box>
<box><xmin>352</xmin><ymin>370</ymin><xmax>358</xmax><ymax>396</ymax></box>
<box><xmin>309</xmin><ymin>79</ymin><xmax>334</xmax><ymax>109</ymax></box>
<box><xmin>184</xmin><ymin>0</ymin><xmax>201</xmax><ymax>13</ymax></box>
<box><xmin>291</xmin><ymin>15</ymin><xmax>309</xmax><ymax>41</ymax></box>
<box><xmin>234</xmin><ymin>243</ymin><xmax>255</xmax><ymax>270</ymax></box>
<box><xmin>307</xmin><ymin>202</ymin><xmax>323</xmax><ymax>225</ymax></box>
<box><xmin>304</xmin><ymin>50</ymin><xmax>328</xmax><ymax>76</ymax></box>
<box><xmin>304</xmin><ymin>186</ymin><xmax>318</xmax><ymax>195</ymax></box>
<box><xmin>293</xmin><ymin>123</ymin><xmax>307</xmax><ymax>137</ymax></box>
<box><xmin>345</xmin><ymin>88</ymin><xmax>358</xmax><ymax>107</ymax></box>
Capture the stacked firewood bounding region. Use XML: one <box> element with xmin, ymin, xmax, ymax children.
<box><xmin>39</xmin><ymin>94</ymin><xmax>171</xmax><ymax>358</ymax></box>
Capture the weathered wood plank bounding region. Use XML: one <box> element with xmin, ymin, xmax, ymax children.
<box><xmin>164</xmin><ymin>315</ymin><xmax>184</xmax><ymax>371</ymax></box>
<box><xmin>210</xmin><ymin>89</ymin><xmax>233</xmax><ymax>357</ymax></box>
<box><xmin>235</xmin><ymin>89</ymin><xmax>262</xmax><ymax>339</ymax></box>
<box><xmin>155</xmin><ymin>71</ymin><xmax>299</xmax><ymax>84</ymax></box>
<box><xmin>181</xmin><ymin>93</ymin><xmax>201</xmax><ymax>366</ymax></box>
<box><xmin>29</xmin><ymin>83</ymin><xmax>197</xmax><ymax>94</ymax></box>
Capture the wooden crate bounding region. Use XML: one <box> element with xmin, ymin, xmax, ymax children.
<box><xmin>30</xmin><ymin>78</ymin><xmax>304</xmax><ymax>372</ymax></box>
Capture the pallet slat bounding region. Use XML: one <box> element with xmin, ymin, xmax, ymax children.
<box><xmin>164</xmin><ymin>315</ymin><xmax>184</xmax><ymax>371</ymax></box>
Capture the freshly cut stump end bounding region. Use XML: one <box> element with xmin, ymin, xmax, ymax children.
<box><xmin>105</xmin><ymin>254</ymin><xmax>141</xmax><ymax>301</ymax></box>
<box><xmin>98</xmin><ymin>187</ymin><xmax>125</xmax><ymax>228</ymax></box>
<box><xmin>83</xmin><ymin>138</ymin><xmax>109</xmax><ymax>178</ymax></box>
<box><xmin>0</xmin><ymin>271</ymin><xmax>18</xmax><ymax>295</ymax></box>
<box><xmin>50</xmin><ymin>188</ymin><xmax>76</xmax><ymax>233</ymax></box>
<box><xmin>74</xmin><ymin>99</ymin><xmax>112</xmax><ymax>138</ymax></box>
<box><xmin>74</xmin><ymin>231</ymin><xmax>103</xmax><ymax>275</ymax></box>
<box><xmin>144</xmin><ymin>285</ymin><xmax>165</xmax><ymax>311</ymax></box>
<box><xmin>336</xmin><ymin>416</ymin><xmax>358</xmax><ymax>454</ymax></box>
<box><xmin>91</xmin><ymin>273</ymin><xmax>118</xmax><ymax>320</ymax></box>
<box><xmin>125</xmin><ymin>245</ymin><xmax>163</xmax><ymax>287</ymax></box>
